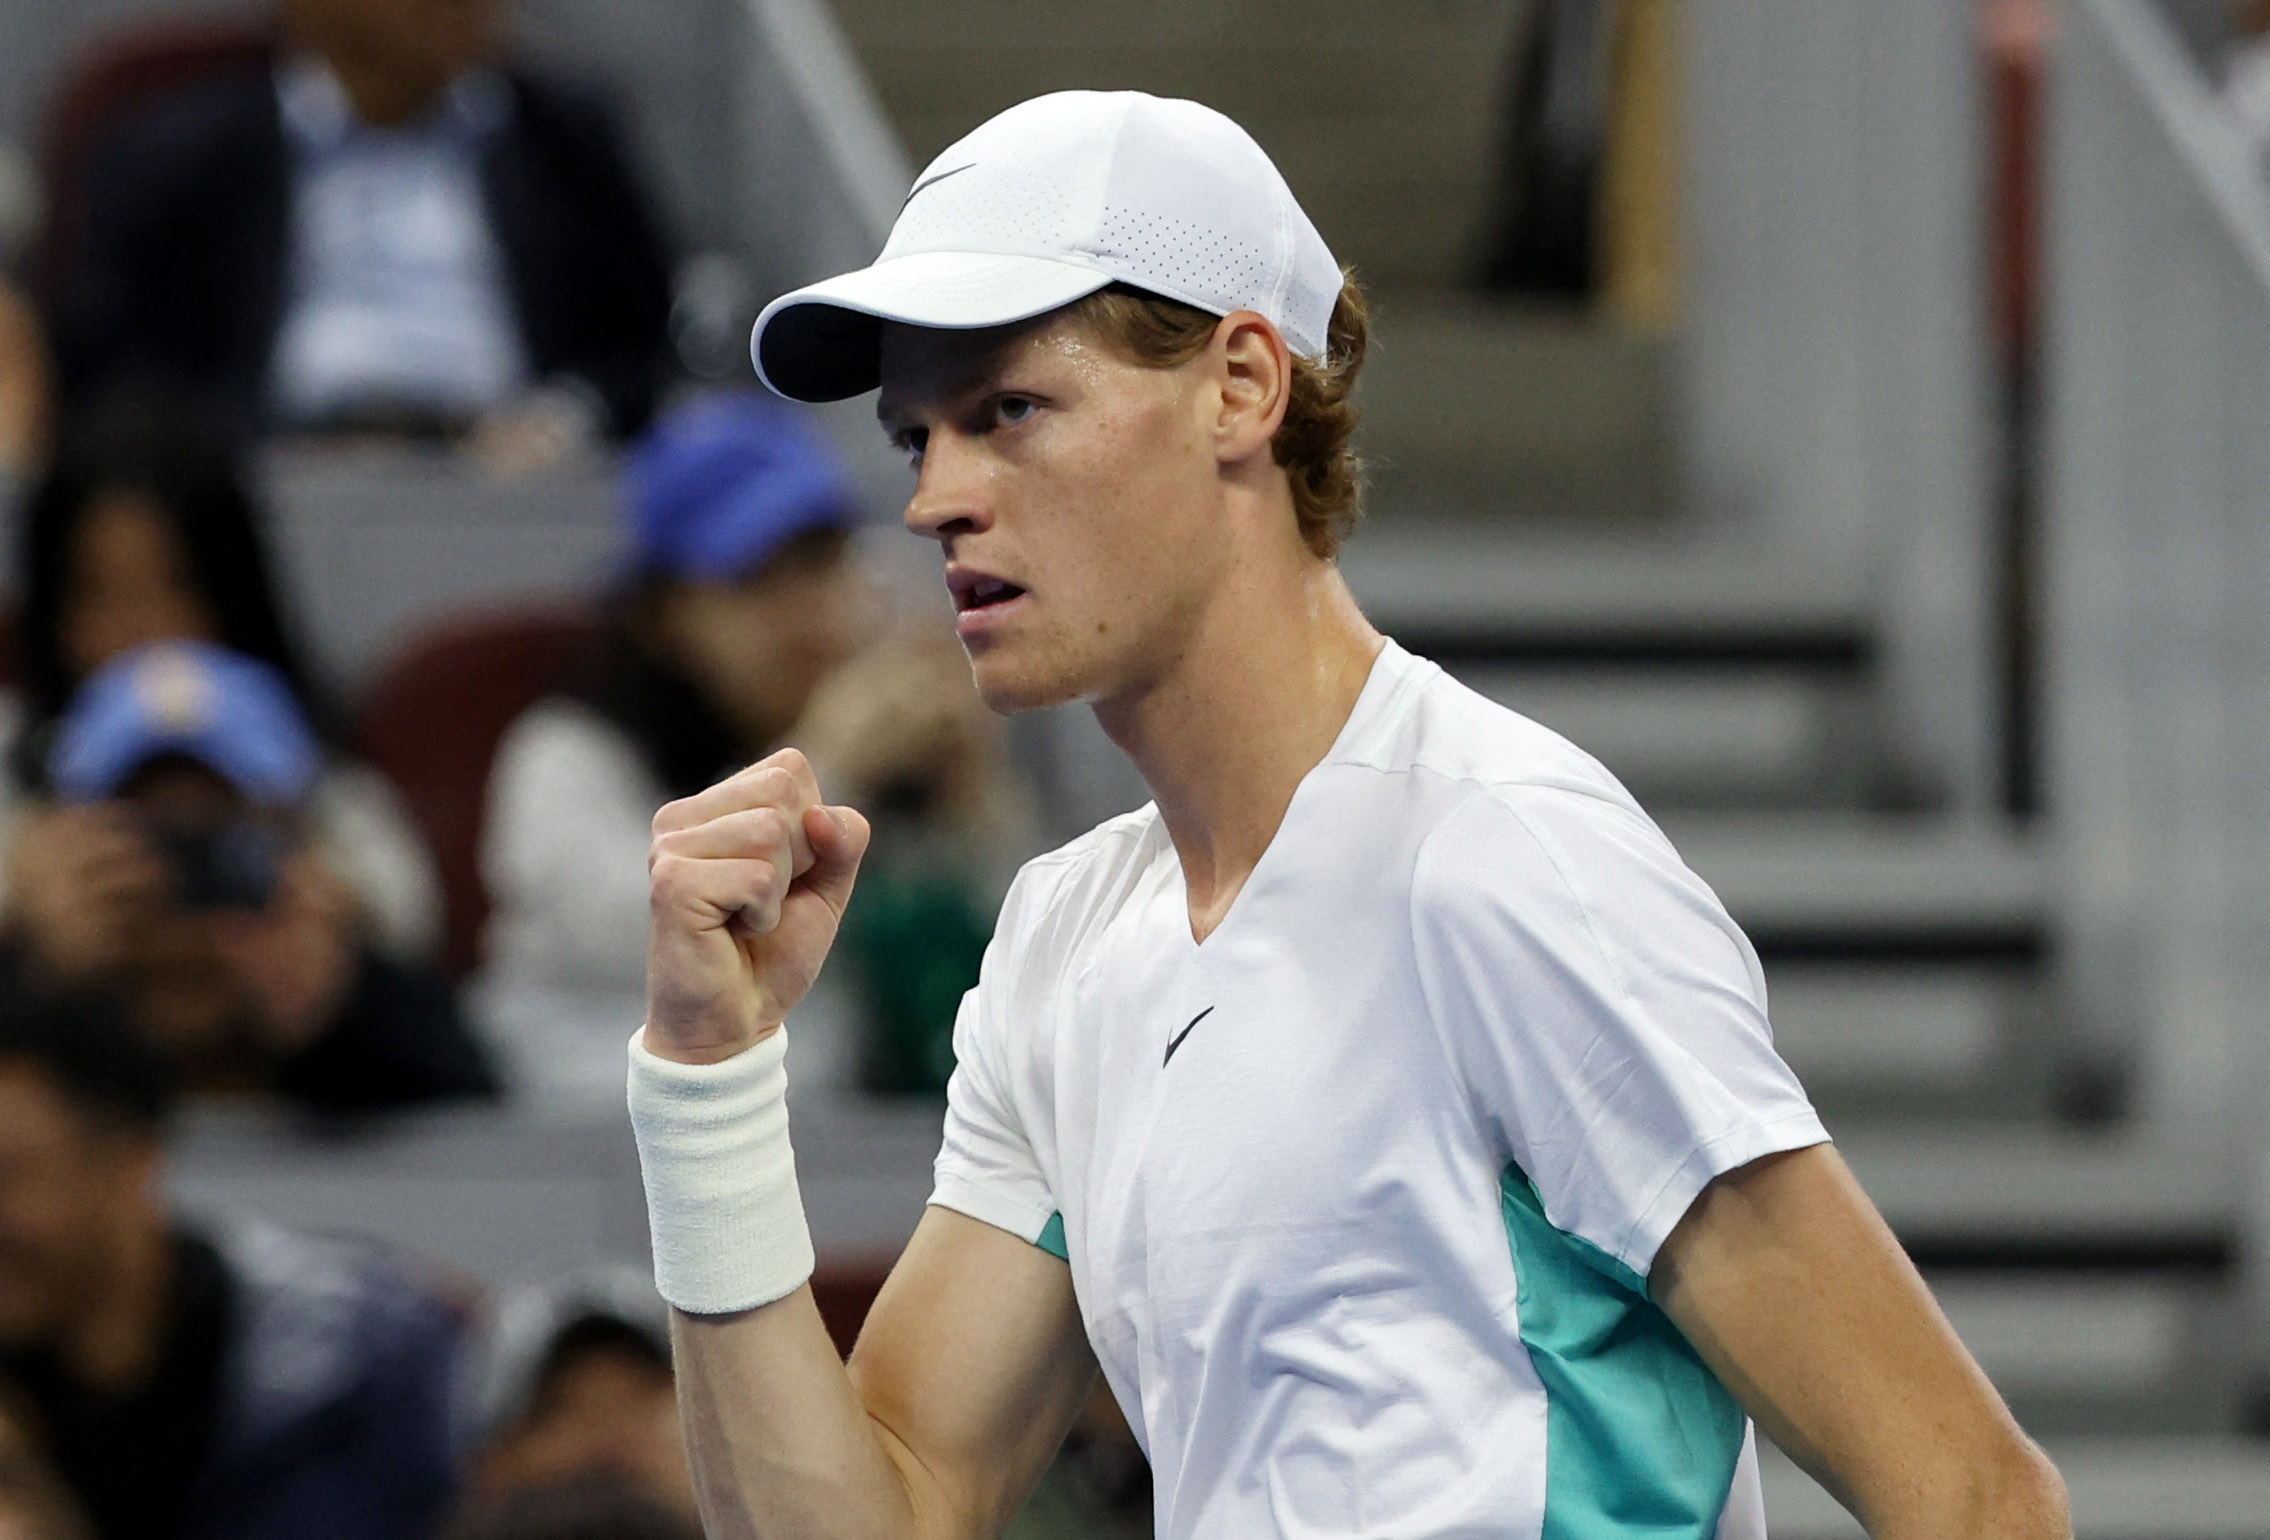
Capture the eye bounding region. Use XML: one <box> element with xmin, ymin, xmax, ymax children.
<box><xmin>994</xmin><ymin>396</ymin><xmax>1037</xmax><ymax>427</ymax></box>
<box><xmin>890</xmin><ymin>426</ymin><xmax>928</xmax><ymax>466</ymax></box>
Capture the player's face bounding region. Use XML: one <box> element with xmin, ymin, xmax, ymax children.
<box><xmin>879</xmin><ymin>312</ymin><xmax>1231</xmax><ymax>713</ymax></box>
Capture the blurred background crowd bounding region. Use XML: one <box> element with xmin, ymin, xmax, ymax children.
<box><xmin>0</xmin><ymin>0</ymin><xmax>2265</xmax><ymax>1535</ymax></box>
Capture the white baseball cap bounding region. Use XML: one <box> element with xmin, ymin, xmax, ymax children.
<box><xmin>750</xmin><ymin>90</ymin><xmax>1343</xmax><ymax>402</ymax></box>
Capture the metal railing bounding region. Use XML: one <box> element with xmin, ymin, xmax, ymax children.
<box><xmin>2042</xmin><ymin>0</ymin><xmax>2270</xmax><ymax>1135</ymax></box>
<box><xmin>730</xmin><ymin>0</ymin><xmax>908</xmax><ymax>293</ymax></box>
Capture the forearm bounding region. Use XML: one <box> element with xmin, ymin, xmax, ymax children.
<box><xmin>674</xmin><ymin>1287</ymin><xmax>936</xmax><ymax>1540</ymax></box>
<box><xmin>638</xmin><ymin>763</ymin><xmax>1086</xmax><ymax>1538</ymax></box>
<box><xmin>1855</xmin><ymin>1434</ymin><xmax>2069</xmax><ymax>1540</ymax></box>
<box><xmin>634</xmin><ymin>1025</ymin><xmax>916</xmax><ymax>1536</ymax></box>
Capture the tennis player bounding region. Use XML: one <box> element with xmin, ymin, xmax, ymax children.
<box><xmin>627</xmin><ymin>91</ymin><xmax>2070</xmax><ymax>1539</ymax></box>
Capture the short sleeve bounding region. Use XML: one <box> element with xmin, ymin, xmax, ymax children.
<box><xmin>1412</xmin><ymin>787</ymin><xmax>1827</xmax><ymax>1282</ymax></box>
<box><xmin>928</xmin><ymin>875</ymin><xmax>1058</xmax><ymax>1248</ymax></box>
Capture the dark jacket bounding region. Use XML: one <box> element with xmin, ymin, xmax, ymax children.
<box><xmin>5</xmin><ymin>1222</ymin><xmax>462</xmax><ymax>1540</ymax></box>
<box><xmin>45</xmin><ymin>52</ymin><xmax>674</xmax><ymax>440</ymax></box>
<box><xmin>187</xmin><ymin>1222</ymin><xmax>464</xmax><ymax>1540</ymax></box>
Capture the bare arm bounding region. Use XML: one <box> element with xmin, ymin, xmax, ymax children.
<box><xmin>677</xmin><ymin>1208</ymin><xmax>1096</xmax><ymax>1538</ymax></box>
<box><xmin>644</xmin><ymin>750</ymin><xmax>1093</xmax><ymax>1538</ymax></box>
<box><xmin>1651</xmin><ymin>1144</ymin><xmax>2071</xmax><ymax>1540</ymax></box>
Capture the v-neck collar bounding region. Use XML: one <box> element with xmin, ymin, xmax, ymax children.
<box><xmin>1170</xmin><ymin>640</ymin><xmax>1430</xmax><ymax>949</ymax></box>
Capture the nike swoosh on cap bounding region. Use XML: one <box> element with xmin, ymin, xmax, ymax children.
<box><xmin>900</xmin><ymin>162</ymin><xmax>975</xmax><ymax>209</ymax></box>
<box><xmin>1163</xmin><ymin>1006</ymin><xmax>1215</xmax><ymax>1067</ymax></box>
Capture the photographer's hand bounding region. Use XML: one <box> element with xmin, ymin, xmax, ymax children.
<box><xmin>208</xmin><ymin>854</ymin><xmax>358</xmax><ymax>1054</ymax></box>
<box><xmin>4</xmin><ymin>803</ymin><xmax>167</xmax><ymax>978</ymax></box>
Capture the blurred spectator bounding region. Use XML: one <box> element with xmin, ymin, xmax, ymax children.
<box><xmin>478</xmin><ymin>394</ymin><xmax>1030</xmax><ymax>1094</ymax></box>
<box><xmin>0</xmin><ymin>280</ymin><xmax>52</xmax><ymax>483</ymax></box>
<box><xmin>0</xmin><ymin>983</ymin><xmax>462</xmax><ymax>1537</ymax></box>
<box><xmin>441</xmin><ymin>1481</ymin><xmax>699</xmax><ymax>1540</ymax></box>
<box><xmin>5</xmin><ymin>642</ymin><xmax>495</xmax><ymax>1112</ymax></box>
<box><xmin>1</xmin><ymin>408</ymin><xmax>440</xmax><ymax>960</ymax></box>
<box><xmin>41</xmin><ymin>0</ymin><xmax>672</xmax><ymax>454</ymax></box>
<box><xmin>0</xmin><ymin>1377</ymin><xmax>92</xmax><ymax>1540</ymax></box>
<box><xmin>460</xmin><ymin>1268</ymin><xmax>696</xmax><ymax>1522</ymax></box>
<box><xmin>2225</xmin><ymin>0</ymin><xmax>2270</xmax><ymax>155</ymax></box>
<box><xmin>0</xmin><ymin>142</ymin><xmax>50</xmax><ymax>485</ymax></box>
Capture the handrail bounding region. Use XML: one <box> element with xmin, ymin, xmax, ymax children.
<box><xmin>2077</xmin><ymin>0</ymin><xmax>2270</xmax><ymax>293</ymax></box>
<box><xmin>742</xmin><ymin>0</ymin><xmax>910</xmax><ymax>253</ymax></box>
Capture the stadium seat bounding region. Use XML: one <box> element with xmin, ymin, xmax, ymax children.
<box><xmin>358</xmin><ymin>607</ymin><xmax>599</xmax><ymax>981</ymax></box>
<box><xmin>33</xmin><ymin>11</ymin><xmax>276</xmax><ymax>302</ymax></box>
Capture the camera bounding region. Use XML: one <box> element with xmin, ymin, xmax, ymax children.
<box><xmin>155</xmin><ymin>821</ymin><xmax>286</xmax><ymax>911</ymax></box>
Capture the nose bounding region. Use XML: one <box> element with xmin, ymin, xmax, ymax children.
<box><xmin>902</xmin><ymin>428</ymin><xmax>992</xmax><ymax>546</ymax></box>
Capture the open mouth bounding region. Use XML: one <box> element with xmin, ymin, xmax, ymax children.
<box><xmin>953</xmin><ymin>575</ymin><xmax>1027</xmax><ymax>614</ymax></box>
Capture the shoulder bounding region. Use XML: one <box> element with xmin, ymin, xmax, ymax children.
<box><xmin>989</xmin><ymin>804</ymin><xmax>1165</xmax><ymax>957</ymax></box>
<box><xmin>1002</xmin><ymin>805</ymin><xmax>1164</xmax><ymax>914</ymax></box>
<box><xmin>1367</xmin><ymin>656</ymin><xmax>1644</xmax><ymax>810</ymax></box>
<box><xmin>1381</xmin><ymin>671</ymin><xmax>1744</xmax><ymax>984</ymax></box>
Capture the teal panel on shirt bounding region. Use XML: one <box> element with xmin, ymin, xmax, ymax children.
<box><xmin>1500</xmin><ymin>1165</ymin><xmax>1746</xmax><ymax>1540</ymax></box>
<box><xmin>1036</xmin><ymin>1211</ymin><xmax>1069</xmax><ymax>1261</ymax></box>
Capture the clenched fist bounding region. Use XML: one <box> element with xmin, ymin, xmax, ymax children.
<box><xmin>644</xmin><ymin>748</ymin><xmax>872</xmax><ymax>1065</ymax></box>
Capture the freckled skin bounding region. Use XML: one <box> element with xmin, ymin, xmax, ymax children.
<box><xmin>879</xmin><ymin>316</ymin><xmax>1232</xmax><ymax>716</ymax></box>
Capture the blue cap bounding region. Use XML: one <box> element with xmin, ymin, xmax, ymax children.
<box><xmin>625</xmin><ymin>393</ymin><xmax>859</xmax><ymax>581</ymax></box>
<box><xmin>50</xmin><ymin>642</ymin><xmax>321</xmax><ymax>807</ymax></box>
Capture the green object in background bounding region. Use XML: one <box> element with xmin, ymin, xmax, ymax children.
<box><xmin>839</xmin><ymin>860</ymin><xmax>992</xmax><ymax>1095</ymax></box>
<box><xmin>1003</xmin><ymin>1461</ymin><xmax>1152</xmax><ymax>1540</ymax></box>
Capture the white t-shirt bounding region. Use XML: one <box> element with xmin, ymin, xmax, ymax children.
<box><xmin>929</xmin><ymin>641</ymin><xmax>1827</xmax><ymax>1539</ymax></box>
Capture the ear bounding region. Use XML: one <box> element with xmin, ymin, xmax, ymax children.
<box><xmin>1208</xmin><ymin>311</ymin><xmax>1293</xmax><ymax>465</ymax></box>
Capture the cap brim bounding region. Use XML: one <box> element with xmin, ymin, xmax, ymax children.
<box><xmin>751</xmin><ymin>251</ymin><xmax>1116</xmax><ymax>402</ymax></box>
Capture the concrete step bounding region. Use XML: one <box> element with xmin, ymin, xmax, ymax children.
<box><xmin>1766</xmin><ymin>965</ymin><xmax>2021</xmax><ymax>1092</ymax></box>
<box><xmin>1764</xmin><ymin>1436</ymin><xmax>2270</xmax><ymax>1538</ymax></box>
<box><xmin>1361</xmin><ymin>298</ymin><xmax>1673</xmax><ymax>524</ymax></box>
<box><xmin>1348</xmin><ymin>520</ymin><xmax>1894</xmax><ymax>806</ymax></box>
<box><xmin>1831</xmin><ymin>1127</ymin><xmax>2235</xmax><ymax>1254</ymax></box>
<box><xmin>1341</xmin><ymin>518</ymin><xmax>1870</xmax><ymax>649</ymax></box>
<box><xmin>1447</xmin><ymin>663</ymin><xmax>1872</xmax><ymax>809</ymax></box>
<box><xmin>1658</xmin><ymin>813</ymin><xmax>2044</xmax><ymax>958</ymax></box>
<box><xmin>827</xmin><ymin>0</ymin><xmax>1526</xmax><ymax>290</ymax></box>
<box><xmin>1928</xmin><ymin>1271</ymin><xmax>2237</xmax><ymax>1433</ymax></box>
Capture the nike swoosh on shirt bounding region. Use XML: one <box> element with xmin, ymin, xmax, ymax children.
<box><xmin>1163</xmin><ymin>1006</ymin><xmax>1215</xmax><ymax>1067</ymax></box>
<box><xmin>900</xmin><ymin>162</ymin><xmax>975</xmax><ymax>209</ymax></box>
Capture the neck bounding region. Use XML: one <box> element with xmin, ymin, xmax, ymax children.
<box><xmin>299</xmin><ymin>41</ymin><xmax>454</xmax><ymax>127</ymax></box>
<box><xmin>1094</xmin><ymin>541</ymin><xmax>1382</xmax><ymax>943</ymax></box>
<box><xmin>63</xmin><ymin>1207</ymin><xmax>174</xmax><ymax>1394</ymax></box>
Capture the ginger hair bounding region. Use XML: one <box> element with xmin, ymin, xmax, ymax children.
<box><xmin>1069</xmin><ymin>274</ymin><xmax>1370</xmax><ymax>559</ymax></box>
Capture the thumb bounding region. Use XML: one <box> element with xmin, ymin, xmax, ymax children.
<box><xmin>798</xmin><ymin>803</ymin><xmax>871</xmax><ymax>917</ymax></box>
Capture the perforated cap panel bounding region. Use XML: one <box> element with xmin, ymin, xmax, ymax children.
<box><xmin>753</xmin><ymin>90</ymin><xmax>1342</xmax><ymax>400</ymax></box>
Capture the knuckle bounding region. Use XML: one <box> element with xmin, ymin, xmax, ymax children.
<box><xmin>648</xmin><ymin>855</ymin><xmax>690</xmax><ymax>904</ymax></box>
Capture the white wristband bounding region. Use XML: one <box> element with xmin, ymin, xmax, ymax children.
<box><xmin>625</xmin><ymin>1026</ymin><xmax>815</xmax><ymax>1315</ymax></box>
